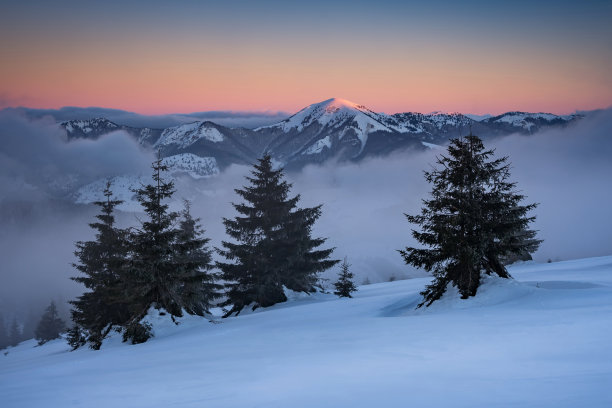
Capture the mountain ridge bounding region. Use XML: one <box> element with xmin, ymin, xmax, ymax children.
<box><xmin>59</xmin><ymin>98</ymin><xmax>582</xmax><ymax>171</ymax></box>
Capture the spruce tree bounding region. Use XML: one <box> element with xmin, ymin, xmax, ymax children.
<box><xmin>8</xmin><ymin>317</ymin><xmax>21</xmax><ymax>347</ymax></box>
<box><xmin>0</xmin><ymin>313</ymin><xmax>7</xmax><ymax>349</ymax></box>
<box><xmin>66</xmin><ymin>325</ymin><xmax>87</xmax><ymax>350</ymax></box>
<box><xmin>35</xmin><ymin>301</ymin><xmax>66</xmax><ymax>345</ymax></box>
<box><xmin>123</xmin><ymin>154</ymin><xmax>219</xmax><ymax>337</ymax></box>
<box><xmin>218</xmin><ymin>154</ymin><xmax>338</xmax><ymax>316</ymax></box>
<box><xmin>70</xmin><ymin>181</ymin><xmax>130</xmax><ymax>349</ymax></box>
<box><xmin>333</xmin><ymin>257</ymin><xmax>357</xmax><ymax>298</ymax></box>
<box><xmin>400</xmin><ymin>135</ymin><xmax>541</xmax><ymax>307</ymax></box>
<box><xmin>124</xmin><ymin>154</ymin><xmax>183</xmax><ymax>327</ymax></box>
<box><xmin>172</xmin><ymin>200</ymin><xmax>222</xmax><ymax>316</ymax></box>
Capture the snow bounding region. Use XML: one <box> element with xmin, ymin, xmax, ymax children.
<box><xmin>2</xmin><ymin>255</ymin><xmax>612</xmax><ymax>407</ymax></box>
<box><xmin>154</xmin><ymin>122</ymin><xmax>225</xmax><ymax>148</ymax></box>
<box><xmin>73</xmin><ymin>175</ymin><xmax>144</xmax><ymax>211</ymax></box>
<box><xmin>138</xmin><ymin>128</ymin><xmax>153</xmax><ymax>144</ymax></box>
<box><xmin>62</xmin><ymin>118</ymin><xmax>118</xmax><ymax>134</ymax></box>
<box><xmin>465</xmin><ymin>113</ymin><xmax>492</xmax><ymax>121</ymax></box>
<box><xmin>74</xmin><ymin>155</ymin><xmax>219</xmax><ymax>208</ymax></box>
<box><xmin>160</xmin><ymin>153</ymin><xmax>220</xmax><ymax>179</ymax></box>
<box><xmin>303</xmin><ymin>136</ymin><xmax>332</xmax><ymax>155</ymax></box>
<box><xmin>258</xmin><ymin>98</ymin><xmax>392</xmax><ymax>153</ymax></box>
<box><xmin>490</xmin><ymin>112</ymin><xmax>575</xmax><ymax>130</ymax></box>
<box><xmin>421</xmin><ymin>141</ymin><xmax>443</xmax><ymax>149</ymax></box>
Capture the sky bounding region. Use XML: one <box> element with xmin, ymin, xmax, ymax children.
<box><xmin>0</xmin><ymin>0</ymin><xmax>611</xmax><ymax>115</ymax></box>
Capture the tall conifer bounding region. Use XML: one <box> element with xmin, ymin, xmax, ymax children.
<box><xmin>0</xmin><ymin>314</ymin><xmax>7</xmax><ymax>349</ymax></box>
<box><xmin>218</xmin><ymin>155</ymin><xmax>338</xmax><ymax>316</ymax></box>
<box><xmin>173</xmin><ymin>201</ymin><xmax>222</xmax><ymax>316</ymax></box>
<box><xmin>70</xmin><ymin>181</ymin><xmax>129</xmax><ymax>349</ymax></box>
<box><xmin>400</xmin><ymin>135</ymin><xmax>541</xmax><ymax>306</ymax></box>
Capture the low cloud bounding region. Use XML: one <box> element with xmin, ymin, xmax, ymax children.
<box><xmin>3</xmin><ymin>107</ymin><xmax>291</xmax><ymax>129</ymax></box>
<box><xmin>1</xmin><ymin>109</ymin><xmax>611</xmax><ymax>325</ymax></box>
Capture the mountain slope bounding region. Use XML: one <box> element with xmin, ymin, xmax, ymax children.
<box><xmin>61</xmin><ymin>118</ymin><xmax>163</xmax><ymax>145</ymax></box>
<box><xmin>59</xmin><ymin>101</ymin><xmax>582</xmax><ymax>174</ymax></box>
<box><xmin>2</xmin><ymin>256</ymin><xmax>611</xmax><ymax>407</ymax></box>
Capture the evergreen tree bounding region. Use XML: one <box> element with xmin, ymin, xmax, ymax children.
<box><xmin>35</xmin><ymin>301</ymin><xmax>66</xmax><ymax>345</ymax></box>
<box><xmin>70</xmin><ymin>181</ymin><xmax>130</xmax><ymax>349</ymax></box>
<box><xmin>122</xmin><ymin>154</ymin><xmax>182</xmax><ymax>339</ymax></box>
<box><xmin>218</xmin><ymin>155</ymin><xmax>338</xmax><ymax>316</ymax></box>
<box><xmin>0</xmin><ymin>313</ymin><xmax>7</xmax><ymax>349</ymax></box>
<box><xmin>123</xmin><ymin>154</ymin><xmax>218</xmax><ymax>339</ymax></box>
<box><xmin>66</xmin><ymin>325</ymin><xmax>87</xmax><ymax>350</ymax></box>
<box><xmin>8</xmin><ymin>317</ymin><xmax>21</xmax><ymax>347</ymax></box>
<box><xmin>333</xmin><ymin>257</ymin><xmax>357</xmax><ymax>298</ymax></box>
<box><xmin>172</xmin><ymin>200</ymin><xmax>222</xmax><ymax>316</ymax></box>
<box><xmin>400</xmin><ymin>135</ymin><xmax>541</xmax><ymax>307</ymax></box>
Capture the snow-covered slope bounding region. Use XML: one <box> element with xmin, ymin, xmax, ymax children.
<box><xmin>484</xmin><ymin>111</ymin><xmax>578</xmax><ymax>131</ymax></box>
<box><xmin>62</xmin><ymin>117</ymin><xmax>118</xmax><ymax>135</ymax></box>
<box><xmin>161</xmin><ymin>153</ymin><xmax>219</xmax><ymax>178</ymax></box>
<box><xmin>154</xmin><ymin>121</ymin><xmax>225</xmax><ymax>148</ymax></box>
<box><xmin>258</xmin><ymin>98</ymin><xmax>394</xmax><ymax>155</ymax></box>
<box><xmin>73</xmin><ymin>155</ymin><xmax>218</xmax><ymax>207</ymax></box>
<box><xmin>73</xmin><ymin>175</ymin><xmax>144</xmax><ymax>210</ymax></box>
<box><xmin>58</xmin><ymin>100</ymin><xmax>582</xmax><ymax>172</ymax></box>
<box><xmin>60</xmin><ymin>118</ymin><xmax>163</xmax><ymax>146</ymax></box>
<box><xmin>2</xmin><ymin>256</ymin><xmax>611</xmax><ymax>407</ymax></box>
<box><xmin>258</xmin><ymin>98</ymin><xmax>391</xmax><ymax>134</ymax></box>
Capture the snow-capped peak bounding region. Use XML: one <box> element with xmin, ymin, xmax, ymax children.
<box><xmin>258</xmin><ymin>98</ymin><xmax>390</xmax><ymax>133</ymax></box>
<box><xmin>258</xmin><ymin>98</ymin><xmax>392</xmax><ymax>153</ymax></box>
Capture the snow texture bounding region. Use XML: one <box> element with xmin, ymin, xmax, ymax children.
<box><xmin>73</xmin><ymin>175</ymin><xmax>144</xmax><ymax>210</ymax></box>
<box><xmin>258</xmin><ymin>98</ymin><xmax>392</xmax><ymax>152</ymax></box>
<box><xmin>154</xmin><ymin>122</ymin><xmax>225</xmax><ymax>148</ymax></box>
<box><xmin>1</xmin><ymin>256</ymin><xmax>611</xmax><ymax>407</ymax></box>
<box><xmin>488</xmin><ymin>112</ymin><xmax>576</xmax><ymax>130</ymax></box>
<box><xmin>303</xmin><ymin>136</ymin><xmax>332</xmax><ymax>155</ymax></box>
<box><xmin>161</xmin><ymin>153</ymin><xmax>220</xmax><ymax>179</ymax></box>
<box><xmin>74</xmin><ymin>155</ymin><xmax>218</xmax><ymax>208</ymax></box>
<box><xmin>62</xmin><ymin>118</ymin><xmax>118</xmax><ymax>134</ymax></box>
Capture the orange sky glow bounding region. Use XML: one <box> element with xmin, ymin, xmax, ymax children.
<box><xmin>1</xmin><ymin>1</ymin><xmax>610</xmax><ymax>115</ymax></box>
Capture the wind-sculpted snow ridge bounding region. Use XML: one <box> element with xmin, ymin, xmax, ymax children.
<box><xmin>2</xmin><ymin>255</ymin><xmax>611</xmax><ymax>407</ymax></box>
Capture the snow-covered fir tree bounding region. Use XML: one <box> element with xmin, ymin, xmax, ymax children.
<box><xmin>333</xmin><ymin>257</ymin><xmax>357</xmax><ymax>298</ymax></box>
<box><xmin>34</xmin><ymin>301</ymin><xmax>65</xmax><ymax>345</ymax></box>
<box><xmin>70</xmin><ymin>181</ymin><xmax>130</xmax><ymax>349</ymax></box>
<box><xmin>400</xmin><ymin>134</ymin><xmax>541</xmax><ymax>307</ymax></box>
<box><xmin>218</xmin><ymin>154</ymin><xmax>338</xmax><ymax>316</ymax></box>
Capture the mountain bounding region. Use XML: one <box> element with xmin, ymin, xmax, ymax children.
<box><xmin>60</xmin><ymin>99</ymin><xmax>582</xmax><ymax>173</ymax></box>
<box><xmin>152</xmin><ymin>121</ymin><xmax>263</xmax><ymax>168</ymax></box>
<box><xmin>482</xmin><ymin>111</ymin><xmax>579</xmax><ymax>132</ymax></box>
<box><xmin>61</xmin><ymin>118</ymin><xmax>164</xmax><ymax>145</ymax></box>
<box><xmin>255</xmin><ymin>98</ymin><xmax>407</xmax><ymax>167</ymax></box>
<box><xmin>73</xmin><ymin>153</ymin><xmax>220</xmax><ymax>209</ymax></box>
